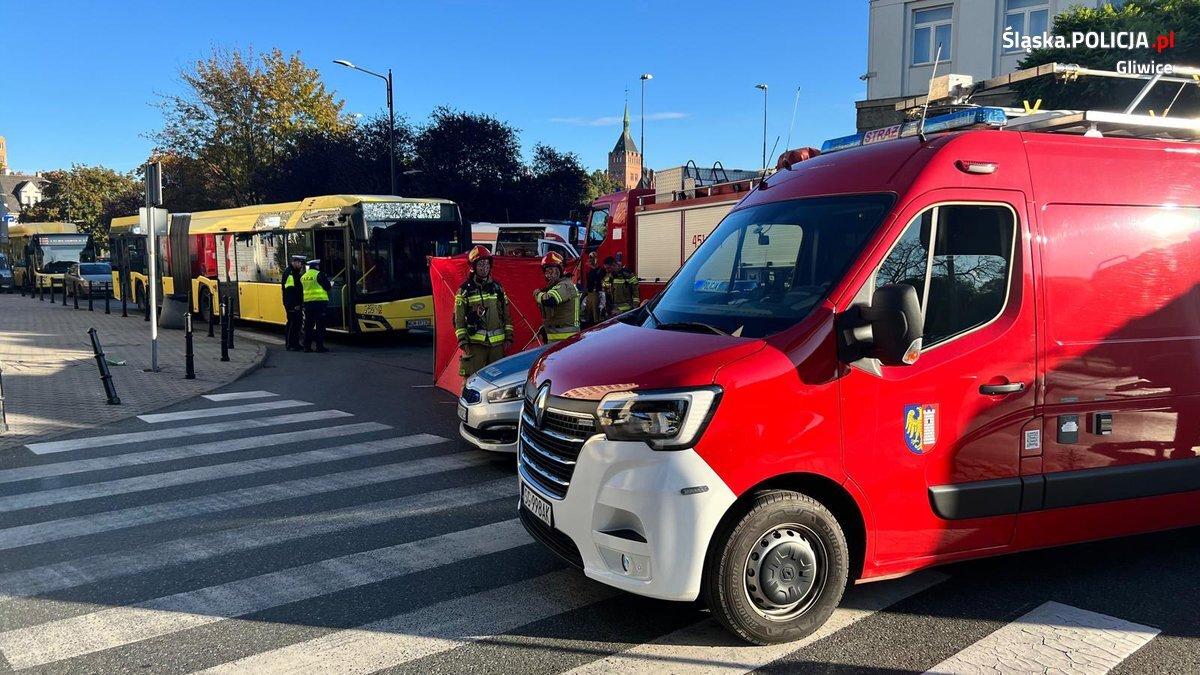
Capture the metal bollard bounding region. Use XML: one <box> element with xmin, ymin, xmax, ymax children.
<box><xmin>74</xmin><ymin>282</ymin><xmax>80</xmax><ymax>310</ymax></box>
<box><xmin>105</xmin><ymin>284</ymin><xmax>111</xmax><ymax>314</ymax></box>
<box><xmin>0</xmin><ymin>365</ymin><xmax>8</xmax><ymax>432</ymax></box>
<box><xmin>49</xmin><ymin>278</ymin><xmax>55</xmax><ymax>303</ymax></box>
<box><xmin>227</xmin><ymin>303</ymin><xmax>235</xmax><ymax>350</ymax></box>
<box><xmin>220</xmin><ymin>298</ymin><xmax>230</xmax><ymax>362</ymax></box>
<box><xmin>208</xmin><ymin>299</ymin><xmax>216</xmax><ymax>338</ymax></box>
<box><xmin>61</xmin><ymin>280</ymin><xmax>67</xmax><ymax>306</ymax></box>
<box><xmin>185</xmin><ymin>313</ymin><xmax>196</xmax><ymax>379</ymax></box>
<box><xmin>88</xmin><ymin>287</ymin><xmax>94</xmax><ymax>312</ymax></box>
<box><xmin>121</xmin><ymin>282</ymin><xmax>128</xmax><ymax>317</ymax></box>
<box><xmin>39</xmin><ymin>278</ymin><xmax>44</xmax><ymax>302</ymax></box>
<box><xmin>87</xmin><ymin>328</ymin><xmax>121</xmax><ymax>405</ymax></box>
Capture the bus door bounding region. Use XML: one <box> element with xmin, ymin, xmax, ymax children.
<box><xmin>214</xmin><ymin>234</ymin><xmax>241</xmax><ymax>317</ymax></box>
<box><xmin>315</xmin><ymin>229</ymin><xmax>349</xmax><ymax>331</ymax></box>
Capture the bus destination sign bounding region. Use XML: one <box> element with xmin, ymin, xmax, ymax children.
<box><xmin>364</xmin><ymin>202</ymin><xmax>448</xmax><ymax>221</ymax></box>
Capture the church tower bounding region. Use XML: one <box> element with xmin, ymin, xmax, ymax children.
<box><xmin>606</xmin><ymin>103</ymin><xmax>642</xmax><ymax>191</ymax></box>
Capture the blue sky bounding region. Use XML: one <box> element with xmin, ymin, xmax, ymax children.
<box><xmin>5</xmin><ymin>1</ymin><xmax>868</xmax><ymax>177</ymax></box>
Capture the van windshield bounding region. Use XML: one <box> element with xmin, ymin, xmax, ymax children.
<box><xmin>645</xmin><ymin>194</ymin><xmax>894</xmax><ymax>338</ymax></box>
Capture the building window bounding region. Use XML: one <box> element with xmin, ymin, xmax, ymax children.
<box><xmin>1004</xmin><ymin>0</ymin><xmax>1049</xmax><ymax>52</ymax></box>
<box><xmin>912</xmin><ymin>6</ymin><xmax>953</xmax><ymax>65</ymax></box>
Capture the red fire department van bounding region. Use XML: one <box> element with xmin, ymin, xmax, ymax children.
<box><xmin>517</xmin><ymin>65</ymin><xmax>1200</xmax><ymax>644</ymax></box>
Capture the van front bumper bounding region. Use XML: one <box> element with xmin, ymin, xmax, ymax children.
<box><xmin>518</xmin><ymin>437</ymin><xmax>735</xmax><ymax>602</ymax></box>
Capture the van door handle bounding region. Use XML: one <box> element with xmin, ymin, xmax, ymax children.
<box><xmin>979</xmin><ymin>382</ymin><xmax>1025</xmax><ymax>395</ymax></box>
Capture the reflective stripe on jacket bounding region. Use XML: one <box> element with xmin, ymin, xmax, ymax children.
<box><xmin>453</xmin><ymin>276</ymin><xmax>513</xmax><ymax>345</ymax></box>
<box><xmin>536</xmin><ymin>278</ymin><xmax>580</xmax><ymax>342</ymax></box>
<box><xmin>301</xmin><ymin>269</ymin><xmax>329</xmax><ymax>302</ymax></box>
<box><xmin>604</xmin><ymin>269</ymin><xmax>640</xmax><ymax>311</ymax></box>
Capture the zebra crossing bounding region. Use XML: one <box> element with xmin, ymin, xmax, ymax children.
<box><xmin>0</xmin><ymin>389</ymin><xmax>1181</xmax><ymax>673</ymax></box>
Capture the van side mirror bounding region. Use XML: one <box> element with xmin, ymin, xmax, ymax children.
<box><xmin>841</xmin><ymin>284</ymin><xmax>924</xmax><ymax>367</ymax></box>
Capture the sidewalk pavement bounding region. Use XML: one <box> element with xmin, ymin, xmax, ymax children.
<box><xmin>0</xmin><ymin>291</ymin><xmax>266</xmax><ymax>454</ymax></box>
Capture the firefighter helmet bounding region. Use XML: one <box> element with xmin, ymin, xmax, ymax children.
<box><xmin>540</xmin><ymin>252</ymin><xmax>565</xmax><ymax>270</ymax></box>
<box><xmin>467</xmin><ymin>245</ymin><xmax>493</xmax><ymax>267</ymax></box>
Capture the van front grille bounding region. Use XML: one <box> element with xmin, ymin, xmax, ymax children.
<box><xmin>518</xmin><ymin>399</ymin><xmax>595</xmax><ymax>500</ymax></box>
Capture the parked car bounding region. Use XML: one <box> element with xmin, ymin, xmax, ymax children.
<box><xmin>458</xmin><ymin>345</ymin><xmax>550</xmax><ymax>453</ymax></box>
<box><xmin>0</xmin><ymin>254</ymin><xmax>13</xmax><ymax>293</ymax></box>
<box><xmin>65</xmin><ymin>262</ymin><xmax>114</xmax><ymax>298</ymax></box>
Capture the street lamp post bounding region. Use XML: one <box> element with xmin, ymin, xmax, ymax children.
<box><xmin>755</xmin><ymin>84</ymin><xmax>768</xmax><ymax>170</ymax></box>
<box><xmin>640</xmin><ymin>74</ymin><xmax>653</xmax><ymax>182</ymax></box>
<box><xmin>334</xmin><ymin>59</ymin><xmax>396</xmax><ymax>195</ymax></box>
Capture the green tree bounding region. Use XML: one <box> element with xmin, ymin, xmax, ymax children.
<box><xmin>153</xmin><ymin>47</ymin><xmax>351</xmax><ymax>207</ymax></box>
<box><xmin>1014</xmin><ymin>1</ymin><xmax>1200</xmax><ymax>116</ymax></box>
<box><xmin>584</xmin><ymin>169</ymin><xmax>619</xmax><ymax>203</ymax></box>
<box><xmin>519</xmin><ymin>145</ymin><xmax>591</xmax><ymax>221</ymax></box>
<box><xmin>412</xmin><ymin>107</ymin><xmax>523</xmax><ymax>221</ymax></box>
<box><xmin>18</xmin><ymin>165</ymin><xmax>141</xmax><ymax>250</ymax></box>
<box><xmin>268</xmin><ymin>114</ymin><xmax>417</xmax><ymax>202</ymax></box>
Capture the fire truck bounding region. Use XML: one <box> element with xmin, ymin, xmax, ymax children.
<box><xmin>582</xmin><ymin>164</ymin><xmax>761</xmax><ymax>298</ymax></box>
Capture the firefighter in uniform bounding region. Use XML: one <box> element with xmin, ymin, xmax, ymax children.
<box><xmin>454</xmin><ymin>245</ymin><xmax>513</xmax><ymax>377</ymax></box>
<box><xmin>603</xmin><ymin>255</ymin><xmax>640</xmax><ymax>315</ymax></box>
<box><xmin>534</xmin><ymin>252</ymin><xmax>580</xmax><ymax>344</ymax></box>
<box><xmin>301</xmin><ymin>259</ymin><xmax>332</xmax><ymax>353</ymax></box>
<box><xmin>281</xmin><ymin>254</ymin><xmax>305</xmax><ymax>351</ymax></box>
<box><xmin>583</xmin><ymin>250</ymin><xmax>606</xmax><ymax>327</ymax></box>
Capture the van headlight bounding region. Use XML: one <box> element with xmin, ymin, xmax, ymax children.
<box><xmin>596</xmin><ymin>386</ymin><xmax>722</xmax><ymax>450</ymax></box>
<box><xmin>487</xmin><ymin>382</ymin><xmax>525</xmax><ymax>403</ymax></box>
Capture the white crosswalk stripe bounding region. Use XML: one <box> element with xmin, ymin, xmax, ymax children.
<box><xmin>137</xmin><ymin>399</ymin><xmax>311</xmax><ymax>423</ymax></box>
<box><xmin>0</xmin><ymin>519</ymin><xmax>529</xmax><ymax>669</ymax></box>
<box><xmin>0</xmin><ymin>478</ymin><xmax>515</xmax><ymax>598</ymax></box>
<box><xmin>198</xmin><ymin>569</ymin><xmax>620</xmax><ymax>674</ymax></box>
<box><xmin>202</xmin><ymin>390</ymin><xmax>279</xmax><ymax>402</ymax></box>
<box><xmin>0</xmin><ymin>410</ymin><xmax>357</xmax><ymax>485</ymax></box>
<box><xmin>0</xmin><ymin>424</ymin><xmax>402</xmax><ymax>513</ymax></box>
<box><xmin>924</xmin><ymin>601</ymin><xmax>1159</xmax><ymax>675</ymax></box>
<box><xmin>0</xmin><ymin>451</ymin><xmax>485</xmax><ymax>551</ymax></box>
<box><xmin>567</xmin><ymin>571</ymin><xmax>949</xmax><ymax>675</ymax></box>
<box><xmin>23</xmin><ymin>409</ymin><xmax>354</xmax><ymax>455</ymax></box>
<box><xmin>0</xmin><ymin>398</ymin><xmax>1174</xmax><ymax>674</ymax></box>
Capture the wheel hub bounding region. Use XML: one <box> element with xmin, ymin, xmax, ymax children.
<box><xmin>744</xmin><ymin>525</ymin><xmax>823</xmax><ymax>618</ymax></box>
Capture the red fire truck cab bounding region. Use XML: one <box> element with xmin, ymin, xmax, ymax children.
<box><xmin>518</xmin><ymin>102</ymin><xmax>1200</xmax><ymax>644</ymax></box>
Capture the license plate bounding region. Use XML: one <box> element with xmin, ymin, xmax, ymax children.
<box><xmin>457</xmin><ymin>403</ymin><xmax>468</xmax><ymax>422</ymax></box>
<box><xmin>406</xmin><ymin>319</ymin><xmax>431</xmax><ymax>328</ymax></box>
<box><xmin>522</xmin><ymin>483</ymin><xmax>553</xmax><ymax>528</ymax></box>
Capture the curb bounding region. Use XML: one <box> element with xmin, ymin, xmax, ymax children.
<box><xmin>0</xmin><ymin>342</ymin><xmax>269</xmax><ymax>454</ymax></box>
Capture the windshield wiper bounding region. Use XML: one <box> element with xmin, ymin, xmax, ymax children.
<box><xmin>655</xmin><ymin>321</ymin><xmax>731</xmax><ymax>337</ymax></box>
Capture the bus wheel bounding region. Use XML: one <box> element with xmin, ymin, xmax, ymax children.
<box><xmin>198</xmin><ymin>290</ymin><xmax>212</xmax><ymax>322</ymax></box>
<box><xmin>703</xmin><ymin>490</ymin><xmax>849</xmax><ymax>645</ymax></box>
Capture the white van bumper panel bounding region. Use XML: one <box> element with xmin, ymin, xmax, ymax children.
<box><xmin>521</xmin><ymin>438</ymin><xmax>736</xmax><ymax>602</ymax></box>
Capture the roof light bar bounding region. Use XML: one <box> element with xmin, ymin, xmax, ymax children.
<box><xmin>821</xmin><ymin>107</ymin><xmax>1009</xmax><ymax>153</ymax></box>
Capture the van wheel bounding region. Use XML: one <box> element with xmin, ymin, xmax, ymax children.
<box><xmin>703</xmin><ymin>490</ymin><xmax>849</xmax><ymax>645</ymax></box>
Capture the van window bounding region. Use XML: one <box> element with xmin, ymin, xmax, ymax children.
<box><xmin>876</xmin><ymin>204</ymin><xmax>1015</xmax><ymax>347</ymax></box>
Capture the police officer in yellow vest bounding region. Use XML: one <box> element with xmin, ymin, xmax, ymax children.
<box><xmin>603</xmin><ymin>255</ymin><xmax>640</xmax><ymax>315</ymax></box>
<box><xmin>534</xmin><ymin>252</ymin><xmax>580</xmax><ymax>344</ymax></box>
<box><xmin>281</xmin><ymin>255</ymin><xmax>305</xmax><ymax>351</ymax></box>
<box><xmin>454</xmin><ymin>245</ymin><xmax>512</xmax><ymax>377</ymax></box>
<box><xmin>301</xmin><ymin>259</ymin><xmax>332</xmax><ymax>353</ymax></box>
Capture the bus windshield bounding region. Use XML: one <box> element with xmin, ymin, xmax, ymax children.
<box><xmin>645</xmin><ymin>194</ymin><xmax>894</xmax><ymax>338</ymax></box>
<box><xmin>40</xmin><ymin>244</ymin><xmax>90</xmax><ymax>273</ymax></box>
<box><xmin>357</xmin><ymin>202</ymin><xmax>463</xmax><ymax>300</ymax></box>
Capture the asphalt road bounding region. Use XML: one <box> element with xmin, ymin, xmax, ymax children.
<box><xmin>0</xmin><ymin>330</ymin><xmax>1196</xmax><ymax>674</ymax></box>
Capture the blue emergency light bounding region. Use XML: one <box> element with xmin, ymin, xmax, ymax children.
<box><xmin>820</xmin><ymin>107</ymin><xmax>1009</xmax><ymax>154</ymax></box>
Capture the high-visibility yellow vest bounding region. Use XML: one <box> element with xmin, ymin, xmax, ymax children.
<box><xmin>301</xmin><ymin>269</ymin><xmax>329</xmax><ymax>302</ymax></box>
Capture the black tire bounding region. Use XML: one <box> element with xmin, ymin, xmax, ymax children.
<box><xmin>703</xmin><ymin>490</ymin><xmax>849</xmax><ymax>645</ymax></box>
<box><xmin>198</xmin><ymin>290</ymin><xmax>212</xmax><ymax>323</ymax></box>
<box><xmin>135</xmin><ymin>285</ymin><xmax>147</xmax><ymax>312</ymax></box>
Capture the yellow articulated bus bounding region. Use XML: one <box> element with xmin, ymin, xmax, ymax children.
<box><xmin>2</xmin><ymin>222</ymin><xmax>97</xmax><ymax>290</ymax></box>
<box><xmin>150</xmin><ymin>195</ymin><xmax>468</xmax><ymax>333</ymax></box>
<box><xmin>109</xmin><ymin>215</ymin><xmax>173</xmax><ymax>308</ymax></box>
